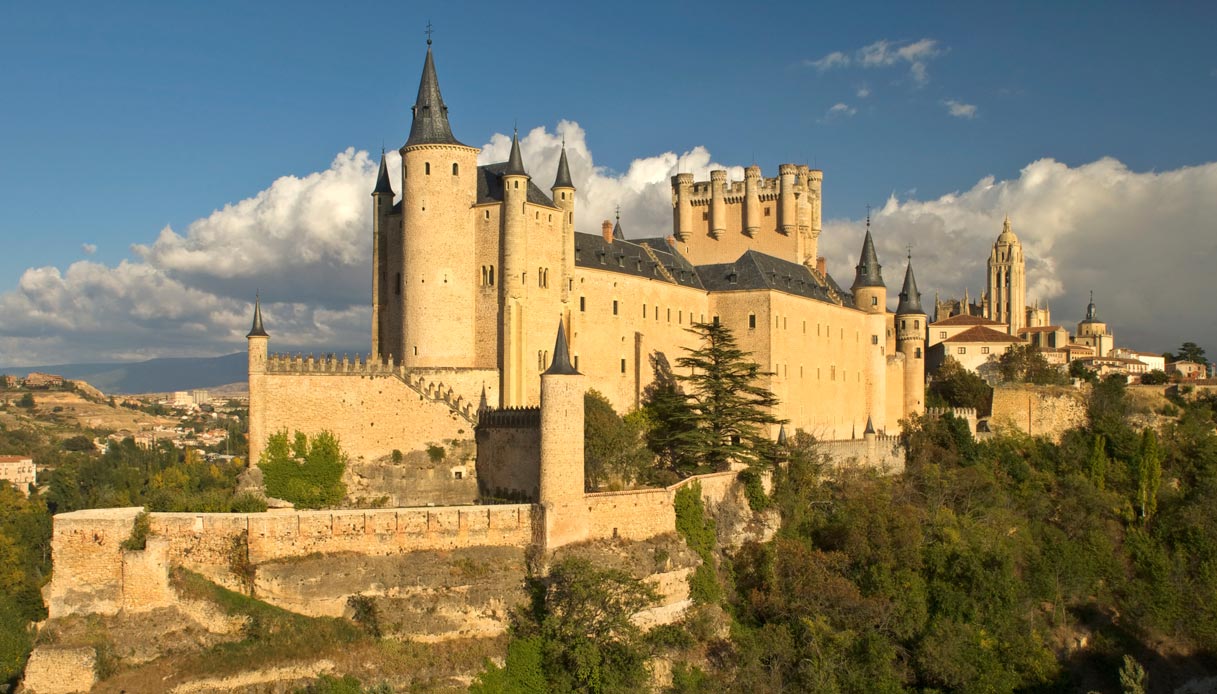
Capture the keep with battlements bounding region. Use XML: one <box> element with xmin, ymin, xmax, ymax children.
<box><xmin>247</xmin><ymin>41</ymin><xmax>929</xmax><ymax>475</ymax></box>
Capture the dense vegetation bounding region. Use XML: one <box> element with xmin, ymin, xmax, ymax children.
<box><xmin>258</xmin><ymin>430</ymin><xmax>348</xmax><ymax>509</ymax></box>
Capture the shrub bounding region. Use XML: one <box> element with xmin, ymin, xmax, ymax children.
<box><xmin>258</xmin><ymin>431</ymin><xmax>347</xmax><ymax>509</ymax></box>
<box><xmin>16</xmin><ymin>393</ymin><xmax>34</xmax><ymax>409</ymax></box>
<box><xmin>120</xmin><ymin>511</ymin><xmax>151</xmax><ymax>551</ymax></box>
<box><xmin>675</xmin><ymin>482</ymin><xmax>722</xmax><ymax>604</ymax></box>
<box><xmin>738</xmin><ymin>468</ymin><xmax>769</xmax><ymax>511</ymax></box>
<box><xmin>346</xmin><ymin>595</ymin><xmax>382</xmax><ymax>638</ymax></box>
<box><xmin>426</xmin><ymin>444</ymin><xmax>445</xmax><ymax>464</ymax></box>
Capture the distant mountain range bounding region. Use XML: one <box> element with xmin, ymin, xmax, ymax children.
<box><xmin>0</xmin><ymin>353</ymin><xmax>248</xmax><ymax>394</ymax></box>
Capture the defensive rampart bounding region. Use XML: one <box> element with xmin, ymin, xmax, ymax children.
<box><xmin>990</xmin><ymin>384</ymin><xmax>1087</xmax><ymax>441</ymax></box>
<box><xmin>817</xmin><ymin>435</ymin><xmax>905</xmax><ymax>472</ymax></box>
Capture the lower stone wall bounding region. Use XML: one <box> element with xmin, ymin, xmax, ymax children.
<box><xmin>44</xmin><ymin>504</ymin><xmax>535</xmax><ymax>618</ymax></box>
<box><xmin>583</xmin><ymin>471</ymin><xmax>742</xmax><ymax>544</ymax></box>
<box><xmin>818</xmin><ymin>436</ymin><xmax>905</xmax><ymax>472</ymax></box>
<box><xmin>475</xmin><ymin>410</ymin><xmax>541</xmax><ymax>501</ymax></box>
<box><xmin>990</xmin><ymin>383</ymin><xmax>1087</xmax><ymax>442</ymax></box>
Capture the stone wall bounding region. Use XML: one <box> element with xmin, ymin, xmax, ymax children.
<box><xmin>20</xmin><ymin>647</ymin><xmax>96</xmax><ymax>694</ymax></box>
<box><xmin>44</xmin><ymin>504</ymin><xmax>535</xmax><ymax>618</ymax></box>
<box><xmin>475</xmin><ymin>407</ymin><xmax>541</xmax><ymax>501</ymax></box>
<box><xmin>990</xmin><ymin>383</ymin><xmax>1087</xmax><ymax>441</ymax></box>
<box><xmin>817</xmin><ymin>435</ymin><xmax>905</xmax><ymax>472</ymax></box>
<box><xmin>583</xmin><ymin>470</ymin><xmax>743</xmax><ymax>544</ymax></box>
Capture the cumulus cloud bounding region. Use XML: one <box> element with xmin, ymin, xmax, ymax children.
<box><xmin>81</xmin><ymin>243</ymin><xmax>97</xmax><ymax>255</ymax></box>
<box><xmin>856</xmin><ymin>85</ymin><xmax>871</xmax><ymax>99</ymax></box>
<box><xmin>806</xmin><ymin>38</ymin><xmax>942</xmax><ymax>86</ymax></box>
<box><xmin>818</xmin><ymin>158</ymin><xmax>1217</xmax><ymax>353</ymax></box>
<box><xmin>1</xmin><ymin>123</ymin><xmax>1213</xmax><ymax>365</ymax></box>
<box><xmin>944</xmin><ymin>99</ymin><xmax>978</xmax><ymax>119</ymax></box>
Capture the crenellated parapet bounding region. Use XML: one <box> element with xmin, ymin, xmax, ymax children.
<box><xmin>476</xmin><ymin>406</ymin><xmax>541</xmax><ymax>429</ymax></box>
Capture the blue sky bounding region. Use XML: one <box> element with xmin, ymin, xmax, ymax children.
<box><xmin>1</xmin><ymin>1</ymin><xmax>1215</xmax><ymax>364</ymax></box>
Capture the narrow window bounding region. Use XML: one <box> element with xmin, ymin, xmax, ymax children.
<box><xmin>612</xmin><ymin>300</ymin><xmax>619</xmax><ymax>316</ymax></box>
<box><xmin>452</xmin><ymin>162</ymin><xmax>458</xmax><ymax>175</ymax></box>
<box><xmin>748</xmin><ymin>314</ymin><xmax>756</xmax><ymax>329</ymax></box>
<box><xmin>514</xmin><ymin>181</ymin><xmax>519</xmax><ymax>189</ymax></box>
<box><xmin>395</xmin><ymin>272</ymin><xmax>401</xmax><ymax>295</ymax></box>
<box><xmin>914</xmin><ymin>320</ymin><xmax>920</xmax><ymax>329</ymax></box>
<box><xmin>871</xmin><ymin>296</ymin><xmax>878</xmax><ymax>306</ymax></box>
<box><xmin>403</xmin><ymin>165</ymin><xmax>408</xmax><ymax>178</ymax></box>
<box><xmin>489</xmin><ymin>267</ymin><xmax>495</xmax><ymax>286</ymax></box>
<box><xmin>484</xmin><ymin>209</ymin><xmax>490</xmax><ymax>220</ymax></box>
<box><xmin>981</xmin><ymin>346</ymin><xmax>990</xmax><ymax>354</ymax></box>
<box><xmin>713</xmin><ymin>315</ymin><xmax>720</xmax><ymax>325</ymax></box>
<box><xmin>620</xmin><ymin>358</ymin><xmax>627</xmax><ymax>374</ymax></box>
<box><xmin>579</xmin><ymin>297</ymin><xmax>586</xmax><ymax>312</ymax></box>
<box><xmin>425</xmin><ymin>162</ymin><xmax>431</xmax><ymax>175</ymax></box>
<box><xmin>573</xmin><ymin>355</ymin><xmax>579</xmax><ymax>370</ymax></box>
<box><xmin>871</xmin><ymin>335</ymin><xmax>878</xmax><ymax>345</ymax></box>
<box><xmin>667</xmin><ymin>308</ymin><xmax>671</xmax><ymax>322</ymax></box>
<box><xmin>915</xmin><ymin>347</ymin><xmax>922</xmax><ymax>358</ymax></box>
<box><xmin>901</xmin><ymin>320</ymin><xmax>906</xmax><ymax>330</ymax></box>
<box><xmin>643</xmin><ymin>305</ymin><xmax>647</xmax><ymax>318</ymax></box>
<box><xmin>764</xmin><ymin>207</ymin><xmax>771</xmax><ymax>216</ymax></box>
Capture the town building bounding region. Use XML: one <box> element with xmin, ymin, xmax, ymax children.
<box><xmin>0</xmin><ymin>455</ymin><xmax>36</xmax><ymax>496</ymax></box>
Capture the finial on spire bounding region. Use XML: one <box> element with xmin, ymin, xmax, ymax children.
<box><xmin>425</xmin><ymin>21</ymin><xmax>433</xmax><ymax>46</ymax></box>
<box><xmin>247</xmin><ymin>293</ymin><xmax>268</xmax><ymax>338</ymax></box>
<box><xmin>544</xmin><ymin>320</ymin><xmax>579</xmax><ymax>375</ymax></box>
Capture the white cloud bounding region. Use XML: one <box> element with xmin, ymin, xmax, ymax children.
<box><xmin>856</xmin><ymin>85</ymin><xmax>871</xmax><ymax>99</ymax></box>
<box><xmin>1</xmin><ymin>125</ymin><xmax>1214</xmax><ymax>365</ymax></box>
<box><xmin>823</xmin><ymin>103</ymin><xmax>857</xmax><ymax>121</ymax></box>
<box><xmin>944</xmin><ymin>99</ymin><xmax>978</xmax><ymax>119</ymax></box>
<box><xmin>808</xmin><ymin>38</ymin><xmax>942</xmax><ymax>86</ymax></box>
<box><xmin>81</xmin><ymin>243</ymin><xmax>97</xmax><ymax>255</ymax></box>
<box><xmin>818</xmin><ymin>157</ymin><xmax>1217</xmax><ymax>353</ymax></box>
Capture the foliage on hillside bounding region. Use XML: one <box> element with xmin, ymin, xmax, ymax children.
<box><xmin>926</xmin><ymin>356</ymin><xmax>993</xmax><ymax>413</ymax></box>
<box><xmin>258</xmin><ymin>431</ymin><xmax>347</xmax><ymax>509</ymax></box>
<box><xmin>0</xmin><ymin>485</ymin><xmax>50</xmax><ymax>686</ymax></box>
<box><xmin>584</xmin><ymin>389</ymin><xmax>652</xmax><ymax>491</ymax></box>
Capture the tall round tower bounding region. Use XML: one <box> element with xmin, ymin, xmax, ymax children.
<box><xmin>399</xmin><ymin>41</ymin><xmax>479</xmax><ymax>368</ymax></box>
<box><xmin>852</xmin><ymin>216</ymin><xmax>887</xmax><ymax>432</ymax></box>
<box><xmin>539</xmin><ymin>320</ymin><xmax>588</xmax><ymax>548</ymax></box>
<box><xmin>896</xmin><ymin>255</ymin><xmax>926</xmax><ymax>417</ymax></box>
<box><xmin>986</xmin><ymin>215</ymin><xmax>1026</xmax><ymax>335</ymax></box>
<box><xmin>246</xmin><ymin>297</ymin><xmax>269</xmax><ymax>466</ymax></box>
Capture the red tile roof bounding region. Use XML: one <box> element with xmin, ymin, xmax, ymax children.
<box><xmin>942</xmin><ymin>326</ymin><xmax>1026</xmax><ymax>344</ymax></box>
<box><xmin>0</xmin><ymin>455</ymin><xmax>33</xmax><ymax>463</ymax></box>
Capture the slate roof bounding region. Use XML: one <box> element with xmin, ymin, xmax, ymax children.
<box><xmin>574</xmin><ymin>233</ymin><xmax>704</xmax><ymax>289</ymax></box>
<box><xmin>931</xmin><ymin>314</ymin><xmax>1004</xmax><ymax>327</ymax></box>
<box><xmin>700</xmin><ymin>250</ymin><xmax>847</xmax><ymax>305</ymax></box>
<box><xmin>405</xmin><ymin>47</ymin><xmax>467</xmax><ymax>147</ymax></box>
<box><xmin>504</xmin><ymin>132</ymin><xmax>527</xmax><ymax>176</ymax></box>
<box><xmin>544</xmin><ymin>320</ymin><xmax>579</xmax><ymax>375</ymax></box>
<box><xmin>942</xmin><ymin>326</ymin><xmax>1024</xmax><ymax>344</ymax></box>
<box><xmin>552</xmin><ymin>147</ymin><xmax>574</xmax><ymax>189</ymax></box>
<box><xmin>896</xmin><ymin>260</ymin><xmax>923</xmax><ymax>315</ymax></box>
<box><xmin>1017</xmin><ymin>325</ymin><xmax>1065</xmax><ymax>334</ymax></box>
<box><xmin>477</xmin><ymin>163</ymin><xmax>557</xmax><ymax>207</ymax></box>
<box><xmin>247</xmin><ymin>297</ymin><xmax>268</xmax><ymax>338</ymax></box>
<box><xmin>373</xmin><ymin>153</ymin><xmax>394</xmax><ymax>195</ymax></box>
<box><xmin>852</xmin><ymin>228</ymin><xmax>884</xmax><ymax>289</ymax></box>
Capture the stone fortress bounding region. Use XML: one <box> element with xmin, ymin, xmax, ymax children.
<box><xmin>33</xmin><ymin>43</ymin><xmax>939</xmax><ymax>686</ymax></box>
<box><xmin>248</xmin><ymin>40</ymin><xmax>928</xmax><ymax>479</ymax></box>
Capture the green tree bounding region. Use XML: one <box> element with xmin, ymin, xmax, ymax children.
<box><xmin>996</xmin><ymin>344</ymin><xmax>1069</xmax><ymax>385</ymax></box>
<box><xmin>583</xmin><ymin>390</ymin><xmax>651</xmax><ymax>491</ymax></box>
<box><xmin>258</xmin><ymin>431</ymin><xmax>347</xmax><ymax>509</ymax></box>
<box><xmin>1170</xmin><ymin>341</ymin><xmax>1208</xmax><ymax>365</ymax></box>
<box><xmin>928</xmin><ymin>357</ymin><xmax>994</xmax><ymax>413</ymax></box>
<box><xmin>1069</xmin><ymin>358</ymin><xmax>1098</xmax><ymax>383</ymax></box>
<box><xmin>1132</xmin><ymin>428</ymin><xmax>1162</xmax><ymax>522</ymax></box>
<box><xmin>16</xmin><ymin>393</ymin><xmax>34</xmax><ymax>409</ymax></box>
<box><xmin>639</xmin><ymin>352</ymin><xmax>699</xmax><ymax>473</ymax></box>
<box><xmin>1140</xmin><ymin>369</ymin><xmax>1169</xmax><ymax>385</ymax></box>
<box><xmin>1118</xmin><ymin>655</ymin><xmax>1147</xmax><ymax>694</ymax></box>
<box><xmin>1087</xmin><ymin>434</ymin><xmax>1108</xmax><ymax>490</ymax></box>
<box><xmin>673</xmin><ymin>322</ymin><xmax>783</xmax><ymax>472</ymax></box>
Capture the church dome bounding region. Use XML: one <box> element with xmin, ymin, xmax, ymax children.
<box><xmin>996</xmin><ymin>215</ymin><xmax>1018</xmax><ymax>245</ymax></box>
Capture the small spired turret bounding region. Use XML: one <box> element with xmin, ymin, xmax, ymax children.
<box><xmin>895</xmin><ymin>254</ymin><xmax>926</xmax><ymax>417</ymax></box>
<box><xmin>539</xmin><ymin>320</ymin><xmax>588</xmax><ymax>548</ymax></box>
<box><xmin>246</xmin><ymin>295</ymin><xmax>269</xmax><ymax>339</ymax></box>
<box><xmin>247</xmin><ymin>295</ymin><xmax>270</xmax><ymax>466</ymax></box>
<box><xmin>372</xmin><ymin>151</ymin><xmax>394</xmax><ymax>196</ymax></box>
<box><xmin>504</xmin><ymin>129</ymin><xmax>528</xmax><ymax>177</ymax></box>
<box><xmin>851</xmin><ymin>214</ymin><xmax>886</xmax><ymax>313</ymax></box>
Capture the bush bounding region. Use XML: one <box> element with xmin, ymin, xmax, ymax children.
<box><xmin>120</xmin><ymin>511</ymin><xmax>151</xmax><ymax>551</ymax></box>
<box><xmin>0</xmin><ymin>596</ymin><xmax>33</xmax><ymax>686</ymax></box>
<box><xmin>675</xmin><ymin>482</ymin><xmax>722</xmax><ymax>604</ymax></box>
<box><xmin>738</xmin><ymin>468</ymin><xmax>769</xmax><ymax>511</ymax></box>
<box><xmin>426</xmin><ymin>443</ymin><xmax>445</xmax><ymax>464</ymax></box>
<box><xmin>346</xmin><ymin>595</ymin><xmax>381</xmax><ymax>638</ymax></box>
<box><xmin>258</xmin><ymin>431</ymin><xmax>347</xmax><ymax>509</ymax></box>
<box><xmin>16</xmin><ymin>393</ymin><xmax>34</xmax><ymax>409</ymax></box>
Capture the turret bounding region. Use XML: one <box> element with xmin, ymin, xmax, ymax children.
<box><xmin>778</xmin><ymin>163</ymin><xmax>798</xmax><ymax>236</ymax></box>
<box><xmin>399</xmin><ymin>40</ymin><xmax>479</xmax><ymax>369</ymax></box>
<box><xmin>500</xmin><ymin>129</ymin><xmax>530</xmax><ymax>406</ymax></box>
<box><xmin>805</xmin><ymin>168</ymin><xmax>823</xmax><ymax>264</ymax></box>
<box><xmin>551</xmin><ymin>144</ymin><xmax>576</xmax><ymax>301</ymax></box>
<box><xmin>896</xmin><ymin>255</ymin><xmax>926</xmax><ymax>416</ymax></box>
<box><xmin>709</xmin><ymin>170</ymin><xmax>727</xmax><ymax>238</ymax></box>
<box><xmin>851</xmin><ymin>215</ymin><xmax>886</xmax><ymax>313</ymax></box>
<box><xmin>371</xmin><ymin>152</ymin><xmax>394</xmax><ymax>359</ymax></box>
<box><xmin>539</xmin><ymin>320</ymin><xmax>588</xmax><ymax>548</ymax></box>
<box><xmin>246</xmin><ymin>296</ymin><xmax>269</xmax><ymax>466</ymax></box>
<box><xmin>671</xmin><ymin>172</ymin><xmax>693</xmax><ymax>242</ymax></box>
<box><xmin>852</xmin><ymin>215</ymin><xmax>887</xmax><ymax>432</ymax></box>
<box><xmin>743</xmin><ymin>165</ymin><xmax>761</xmax><ymax>237</ymax></box>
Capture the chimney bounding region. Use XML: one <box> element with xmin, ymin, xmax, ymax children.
<box><xmin>602</xmin><ymin>220</ymin><xmax>614</xmax><ymax>243</ymax></box>
<box><xmin>816</xmin><ymin>256</ymin><xmax>827</xmax><ymax>275</ymax></box>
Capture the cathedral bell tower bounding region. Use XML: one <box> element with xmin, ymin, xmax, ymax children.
<box><xmin>986</xmin><ymin>215</ymin><xmax>1026</xmax><ymax>335</ymax></box>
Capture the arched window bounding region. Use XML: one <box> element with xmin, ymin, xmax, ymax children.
<box><xmin>452</xmin><ymin>163</ymin><xmax>459</xmax><ymax>175</ymax></box>
<box><xmin>914</xmin><ymin>320</ymin><xmax>920</xmax><ymax>329</ymax></box>
<box><xmin>425</xmin><ymin>162</ymin><xmax>431</xmax><ymax>175</ymax></box>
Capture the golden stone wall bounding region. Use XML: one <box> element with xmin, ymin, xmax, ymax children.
<box><xmin>989</xmin><ymin>384</ymin><xmax>1088</xmax><ymax>442</ymax></box>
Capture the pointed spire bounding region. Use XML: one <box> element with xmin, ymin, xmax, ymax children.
<box><xmin>478</xmin><ymin>384</ymin><xmax>489</xmax><ymax>412</ymax></box>
<box><xmin>544</xmin><ymin>320</ymin><xmax>579</xmax><ymax>375</ymax></box>
<box><xmin>247</xmin><ymin>295</ymin><xmax>268</xmax><ymax>338</ymax></box>
<box><xmin>504</xmin><ymin>128</ymin><xmax>528</xmax><ymax>177</ymax></box>
<box><xmin>373</xmin><ymin>150</ymin><xmax>394</xmax><ymax>195</ymax></box>
<box><xmin>1084</xmin><ymin>290</ymin><xmax>1099</xmax><ymax>322</ymax></box>
<box><xmin>612</xmin><ymin>207</ymin><xmax>625</xmax><ymax>240</ymax></box>
<box><xmin>896</xmin><ymin>255</ymin><xmax>924</xmax><ymax>316</ymax></box>
<box><xmin>864</xmin><ymin>416</ymin><xmax>875</xmax><ymax>435</ymax></box>
<box><xmin>552</xmin><ymin>142</ymin><xmax>574</xmax><ymax>190</ymax></box>
<box><xmin>405</xmin><ymin>41</ymin><xmax>465</xmax><ymax>147</ymax></box>
<box><xmin>777</xmin><ymin>424</ymin><xmax>788</xmax><ymax>446</ymax></box>
<box><xmin>852</xmin><ymin>214</ymin><xmax>884</xmax><ymax>289</ymax></box>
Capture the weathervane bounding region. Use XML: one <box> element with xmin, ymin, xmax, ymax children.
<box><xmin>425</xmin><ymin>21</ymin><xmax>433</xmax><ymax>46</ymax></box>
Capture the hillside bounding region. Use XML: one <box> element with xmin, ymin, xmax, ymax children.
<box><xmin>0</xmin><ymin>353</ymin><xmax>247</xmax><ymax>394</ymax></box>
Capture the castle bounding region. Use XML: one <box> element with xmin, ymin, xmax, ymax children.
<box><xmin>247</xmin><ymin>41</ymin><xmax>926</xmax><ymax>480</ymax></box>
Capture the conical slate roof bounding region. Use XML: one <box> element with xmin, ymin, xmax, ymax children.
<box><xmin>544</xmin><ymin>320</ymin><xmax>579</xmax><ymax>375</ymax></box>
<box><xmin>405</xmin><ymin>46</ymin><xmax>465</xmax><ymax>147</ymax></box>
<box><xmin>777</xmin><ymin>424</ymin><xmax>788</xmax><ymax>446</ymax></box>
<box><xmin>552</xmin><ymin>146</ymin><xmax>574</xmax><ymax>189</ymax></box>
<box><xmin>373</xmin><ymin>152</ymin><xmax>394</xmax><ymax>195</ymax></box>
<box><xmin>246</xmin><ymin>296</ymin><xmax>268</xmax><ymax>338</ymax></box>
<box><xmin>864</xmin><ymin>415</ymin><xmax>875</xmax><ymax>435</ymax></box>
<box><xmin>504</xmin><ymin>130</ymin><xmax>528</xmax><ymax>177</ymax></box>
<box><xmin>852</xmin><ymin>226</ymin><xmax>884</xmax><ymax>289</ymax></box>
<box><xmin>896</xmin><ymin>258</ymin><xmax>924</xmax><ymax>315</ymax></box>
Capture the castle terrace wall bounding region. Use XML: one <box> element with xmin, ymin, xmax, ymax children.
<box><xmin>45</xmin><ymin>504</ymin><xmax>536</xmax><ymax>618</ymax></box>
<box><xmin>256</xmin><ymin>369</ymin><xmax>473</xmax><ymax>463</ymax></box>
<box><xmin>990</xmin><ymin>383</ymin><xmax>1087</xmax><ymax>442</ymax></box>
<box><xmin>582</xmin><ymin>470</ymin><xmax>742</xmax><ymax>544</ymax></box>
<box><xmin>817</xmin><ymin>436</ymin><xmax>905</xmax><ymax>473</ymax></box>
<box><xmin>475</xmin><ymin>407</ymin><xmax>541</xmax><ymax>501</ymax></box>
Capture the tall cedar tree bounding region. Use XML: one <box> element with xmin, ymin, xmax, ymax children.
<box><xmin>641</xmin><ymin>352</ymin><xmax>700</xmax><ymax>472</ymax></box>
<box><xmin>674</xmin><ymin>322</ymin><xmax>784</xmax><ymax>471</ymax></box>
